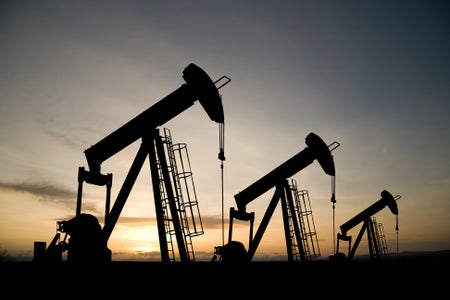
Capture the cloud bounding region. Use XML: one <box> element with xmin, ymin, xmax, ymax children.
<box><xmin>106</xmin><ymin>216</ymin><xmax>156</xmax><ymax>225</ymax></box>
<box><xmin>0</xmin><ymin>180</ymin><xmax>73</xmax><ymax>199</ymax></box>
<box><xmin>43</xmin><ymin>128</ymin><xmax>84</xmax><ymax>149</ymax></box>
<box><xmin>198</xmin><ymin>215</ymin><xmax>224</xmax><ymax>229</ymax></box>
<box><xmin>93</xmin><ymin>214</ymin><xmax>249</xmax><ymax>232</ymax></box>
<box><xmin>101</xmin><ymin>214</ymin><xmax>225</xmax><ymax>229</ymax></box>
<box><xmin>0</xmin><ymin>180</ymin><xmax>75</xmax><ymax>205</ymax></box>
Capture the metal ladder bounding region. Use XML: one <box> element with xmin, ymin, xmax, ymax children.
<box><xmin>160</xmin><ymin>128</ymin><xmax>204</xmax><ymax>262</ymax></box>
<box><xmin>368</xmin><ymin>217</ymin><xmax>390</xmax><ymax>260</ymax></box>
<box><xmin>155</xmin><ymin>145</ymin><xmax>176</xmax><ymax>262</ymax></box>
<box><xmin>375</xmin><ymin>219</ymin><xmax>390</xmax><ymax>259</ymax></box>
<box><xmin>288</xmin><ymin>179</ymin><xmax>321</xmax><ymax>261</ymax></box>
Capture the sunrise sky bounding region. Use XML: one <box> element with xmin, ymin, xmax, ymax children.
<box><xmin>1</xmin><ymin>0</ymin><xmax>449</xmax><ymax>262</ymax></box>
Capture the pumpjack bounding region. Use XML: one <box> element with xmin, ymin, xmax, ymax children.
<box><xmin>330</xmin><ymin>190</ymin><xmax>400</xmax><ymax>262</ymax></box>
<box><xmin>213</xmin><ymin>132</ymin><xmax>339</xmax><ymax>263</ymax></box>
<box><xmin>36</xmin><ymin>64</ymin><xmax>230</xmax><ymax>264</ymax></box>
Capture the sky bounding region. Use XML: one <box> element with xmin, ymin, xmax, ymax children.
<box><xmin>1</xmin><ymin>0</ymin><xmax>449</xmax><ymax>262</ymax></box>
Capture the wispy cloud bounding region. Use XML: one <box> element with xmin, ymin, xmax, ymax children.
<box><xmin>0</xmin><ymin>180</ymin><xmax>75</xmax><ymax>206</ymax></box>
<box><xmin>198</xmin><ymin>215</ymin><xmax>224</xmax><ymax>229</ymax></box>
<box><xmin>96</xmin><ymin>214</ymin><xmax>248</xmax><ymax>232</ymax></box>
<box><xmin>0</xmin><ymin>179</ymin><xmax>106</xmax><ymax>217</ymax></box>
<box><xmin>107</xmin><ymin>215</ymin><xmax>225</xmax><ymax>229</ymax></box>
<box><xmin>106</xmin><ymin>216</ymin><xmax>157</xmax><ymax>225</ymax></box>
<box><xmin>0</xmin><ymin>181</ymin><xmax>91</xmax><ymax>211</ymax></box>
<box><xmin>43</xmin><ymin>128</ymin><xmax>83</xmax><ymax>149</ymax></box>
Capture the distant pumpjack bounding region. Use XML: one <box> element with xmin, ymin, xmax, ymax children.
<box><xmin>331</xmin><ymin>190</ymin><xmax>400</xmax><ymax>262</ymax></box>
<box><xmin>214</xmin><ymin>132</ymin><xmax>339</xmax><ymax>263</ymax></box>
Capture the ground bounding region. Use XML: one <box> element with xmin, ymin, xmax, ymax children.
<box><xmin>1</xmin><ymin>253</ymin><xmax>448</xmax><ymax>297</ymax></box>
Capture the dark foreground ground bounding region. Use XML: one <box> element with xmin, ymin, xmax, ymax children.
<box><xmin>1</xmin><ymin>252</ymin><xmax>448</xmax><ymax>297</ymax></box>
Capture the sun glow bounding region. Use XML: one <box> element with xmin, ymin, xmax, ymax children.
<box><xmin>108</xmin><ymin>224</ymin><xmax>160</xmax><ymax>255</ymax></box>
<box><xmin>134</xmin><ymin>246</ymin><xmax>153</xmax><ymax>253</ymax></box>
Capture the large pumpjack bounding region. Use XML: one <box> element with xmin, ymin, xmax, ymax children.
<box><xmin>35</xmin><ymin>64</ymin><xmax>230</xmax><ymax>264</ymax></box>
